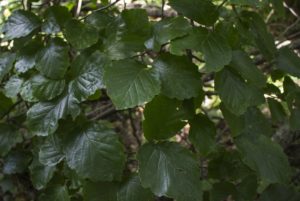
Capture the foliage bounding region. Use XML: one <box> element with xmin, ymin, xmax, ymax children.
<box><xmin>0</xmin><ymin>0</ymin><xmax>300</xmax><ymax>200</ymax></box>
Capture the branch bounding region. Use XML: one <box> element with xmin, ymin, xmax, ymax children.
<box><xmin>129</xmin><ymin>109</ymin><xmax>141</xmax><ymax>146</ymax></box>
<box><xmin>80</xmin><ymin>0</ymin><xmax>120</xmax><ymax>20</ymax></box>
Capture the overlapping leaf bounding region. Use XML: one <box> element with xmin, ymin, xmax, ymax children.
<box><xmin>146</xmin><ymin>17</ymin><xmax>192</xmax><ymax>51</ymax></box>
<box><xmin>138</xmin><ymin>142</ymin><xmax>203</xmax><ymax>201</ymax></box>
<box><xmin>153</xmin><ymin>53</ymin><xmax>202</xmax><ymax>100</ymax></box>
<box><xmin>105</xmin><ymin>59</ymin><xmax>161</xmax><ymax>109</ymax></box>
<box><xmin>215</xmin><ymin>68</ymin><xmax>264</xmax><ymax>115</ymax></box>
<box><xmin>189</xmin><ymin>114</ymin><xmax>216</xmax><ymax>155</ymax></box>
<box><xmin>36</xmin><ymin>38</ymin><xmax>69</xmax><ymax>79</ymax></box>
<box><xmin>39</xmin><ymin>134</ymin><xmax>65</xmax><ymax>166</ymax></box>
<box><xmin>42</xmin><ymin>5</ymin><xmax>72</xmax><ymax>34</ymax></box>
<box><xmin>26</xmin><ymin>91</ymin><xmax>80</xmax><ymax>136</ymax></box>
<box><xmin>0</xmin><ymin>52</ymin><xmax>15</xmax><ymax>82</ymax></box>
<box><xmin>0</xmin><ymin>124</ymin><xmax>22</xmax><ymax>157</ymax></box>
<box><xmin>104</xmin><ymin>9</ymin><xmax>151</xmax><ymax>59</ymax></box>
<box><xmin>30</xmin><ymin>75</ymin><xmax>65</xmax><ymax>101</ymax></box>
<box><xmin>64</xmin><ymin>19</ymin><xmax>99</xmax><ymax>49</ymax></box>
<box><xmin>15</xmin><ymin>40</ymin><xmax>42</xmax><ymax>73</ymax></box>
<box><xmin>69</xmin><ymin>51</ymin><xmax>107</xmax><ymax>102</ymax></box>
<box><xmin>143</xmin><ymin>95</ymin><xmax>190</xmax><ymax>140</ymax></box>
<box><xmin>236</xmin><ymin>132</ymin><xmax>291</xmax><ymax>183</ymax></box>
<box><xmin>3</xmin><ymin>10</ymin><xmax>40</xmax><ymax>39</ymax></box>
<box><xmin>169</xmin><ymin>0</ymin><xmax>218</xmax><ymax>26</ymax></box>
<box><xmin>118</xmin><ymin>175</ymin><xmax>154</xmax><ymax>201</ymax></box>
<box><xmin>63</xmin><ymin>122</ymin><xmax>126</xmax><ymax>181</ymax></box>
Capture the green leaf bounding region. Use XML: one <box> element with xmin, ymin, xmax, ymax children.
<box><xmin>36</xmin><ymin>38</ymin><xmax>69</xmax><ymax>80</ymax></box>
<box><xmin>0</xmin><ymin>93</ymin><xmax>14</xmax><ymax>117</ymax></box>
<box><xmin>3</xmin><ymin>151</ymin><xmax>31</xmax><ymax>174</ymax></box>
<box><xmin>268</xmin><ymin>98</ymin><xmax>286</xmax><ymax>122</ymax></box>
<box><xmin>26</xmin><ymin>92</ymin><xmax>80</xmax><ymax>136</ymax></box>
<box><xmin>63</xmin><ymin>122</ymin><xmax>126</xmax><ymax>182</ymax></box>
<box><xmin>118</xmin><ymin>175</ymin><xmax>154</xmax><ymax>201</ymax></box>
<box><xmin>210</xmin><ymin>182</ymin><xmax>237</xmax><ymax>201</ymax></box>
<box><xmin>153</xmin><ymin>53</ymin><xmax>202</xmax><ymax>100</ymax></box>
<box><xmin>64</xmin><ymin>19</ymin><xmax>99</xmax><ymax>49</ymax></box>
<box><xmin>20</xmin><ymin>80</ymin><xmax>39</xmax><ymax>103</ymax></box>
<box><xmin>208</xmin><ymin>149</ymin><xmax>252</xmax><ymax>180</ymax></box>
<box><xmin>259</xmin><ymin>184</ymin><xmax>300</xmax><ymax>201</ymax></box>
<box><xmin>170</xmin><ymin>27</ymin><xmax>208</xmax><ymax>55</ymax></box>
<box><xmin>235</xmin><ymin>132</ymin><xmax>291</xmax><ymax>184</ymax></box>
<box><xmin>189</xmin><ymin>114</ymin><xmax>216</xmax><ymax>155</ymax></box>
<box><xmin>15</xmin><ymin>40</ymin><xmax>42</xmax><ymax>74</ymax></box>
<box><xmin>83</xmin><ymin>181</ymin><xmax>118</xmax><ymax>201</ymax></box>
<box><xmin>30</xmin><ymin>75</ymin><xmax>65</xmax><ymax>101</ymax></box>
<box><xmin>29</xmin><ymin>155</ymin><xmax>56</xmax><ymax>190</ymax></box>
<box><xmin>38</xmin><ymin>185</ymin><xmax>70</xmax><ymax>201</ymax></box>
<box><xmin>290</xmin><ymin>108</ymin><xmax>300</xmax><ymax>130</ymax></box>
<box><xmin>4</xmin><ymin>76</ymin><xmax>24</xmax><ymax>98</ymax></box>
<box><xmin>42</xmin><ymin>5</ymin><xmax>72</xmax><ymax>34</ymax></box>
<box><xmin>86</xmin><ymin>12</ymin><xmax>114</xmax><ymax>31</ymax></box>
<box><xmin>269</xmin><ymin>0</ymin><xmax>285</xmax><ymax>17</ymax></box>
<box><xmin>63</xmin><ymin>165</ymin><xmax>83</xmax><ymax>189</ymax></box>
<box><xmin>145</xmin><ymin>17</ymin><xmax>192</xmax><ymax>50</ymax></box>
<box><xmin>39</xmin><ymin>134</ymin><xmax>65</xmax><ymax>166</ymax></box>
<box><xmin>3</xmin><ymin>10</ymin><xmax>40</xmax><ymax>40</ymax></box>
<box><xmin>169</xmin><ymin>0</ymin><xmax>218</xmax><ymax>26</ymax></box>
<box><xmin>241</xmin><ymin>12</ymin><xmax>277</xmax><ymax>60</ymax></box>
<box><xmin>236</xmin><ymin>174</ymin><xmax>258</xmax><ymax>201</ymax></box>
<box><xmin>0</xmin><ymin>52</ymin><xmax>15</xmax><ymax>82</ymax></box>
<box><xmin>104</xmin><ymin>9</ymin><xmax>151</xmax><ymax>59</ymax></box>
<box><xmin>276</xmin><ymin>47</ymin><xmax>300</xmax><ymax>78</ymax></box>
<box><xmin>143</xmin><ymin>95</ymin><xmax>190</xmax><ymax>140</ymax></box>
<box><xmin>69</xmin><ymin>51</ymin><xmax>107</xmax><ymax>102</ymax></box>
<box><xmin>215</xmin><ymin>68</ymin><xmax>265</xmax><ymax>115</ymax></box>
<box><xmin>221</xmin><ymin>105</ymin><xmax>272</xmax><ymax>137</ymax></box>
<box><xmin>0</xmin><ymin>124</ymin><xmax>22</xmax><ymax>157</ymax></box>
<box><xmin>0</xmin><ymin>177</ymin><xmax>17</xmax><ymax>194</ymax></box>
<box><xmin>137</xmin><ymin>142</ymin><xmax>203</xmax><ymax>201</ymax></box>
<box><xmin>230</xmin><ymin>50</ymin><xmax>266</xmax><ymax>88</ymax></box>
<box><xmin>202</xmin><ymin>31</ymin><xmax>232</xmax><ymax>72</ymax></box>
<box><xmin>215</xmin><ymin>22</ymin><xmax>240</xmax><ymax>49</ymax></box>
<box><xmin>105</xmin><ymin>59</ymin><xmax>160</xmax><ymax>110</ymax></box>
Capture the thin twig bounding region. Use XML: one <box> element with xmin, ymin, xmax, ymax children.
<box><xmin>283</xmin><ymin>2</ymin><xmax>299</xmax><ymax>18</ymax></box>
<box><xmin>161</xmin><ymin>0</ymin><xmax>165</xmax><ymax>19</ymax></box>
<box><xmin>22</xmin><ymin>0</ymin><xmax>27</xmax><ymax>10</ymax></box>
<box><xmin>192</xmin><ymin>54</ymin><xmax>205</xmax><ymax>63</ymax></box>
<box><xmin>281</xmin><ymin>18</ymin><xmax>300</xmax><ymax>38</ymax></box>
<box><xmin>0</xmin><ymin>100</ymin><xmax>22</xmax><ymax>120</ymax></box>
<box><xmin>91</xmin><ymin>106</ymin><xmax>116</xmax><ymax>120</ymax></box>
<box><xmin>80</xmin><ymin>0</ymin><xmax>120</xmax><ymax>21</ymax></box>
<box><xmin>218</xmin><ymin>0</ymin><xmax>228</xmax><ymax>10</ymax></box>
<box><xmin>75</xmin><ymin>0</ymin><xmax>83</xmax><ymax>17</ymax></box>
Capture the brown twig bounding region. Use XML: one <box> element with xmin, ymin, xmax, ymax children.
<box><xmin>80</xmin><ymin>0</ymin><xmax>121</xmax><ymax>20</ymax></box>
